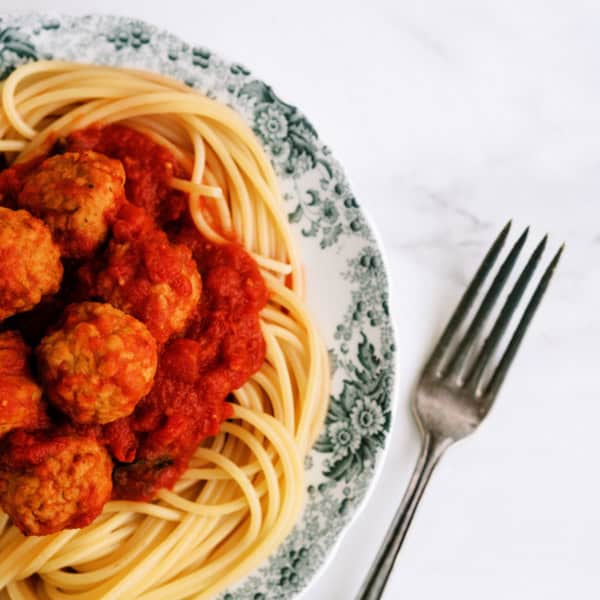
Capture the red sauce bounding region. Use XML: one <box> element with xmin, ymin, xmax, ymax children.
<box><xmin>107</xmin><ymin>233</ymin><xmax>267</xmax><ymax>501</ymax></box>
<box><xmin>0</xmin><ymin>159</ymin><xmax>44</xmax><ymax>209</ymax></box>
<box><xmin>67</xmin><ymin>125</ymin><xmax>188</xmax><ymax>225</ymax></box>
<box><xmin>1</xmin><ymin>125</ymin><xmax>269</xmax><ymax>503</ymax></box>
<box><xmin>79</xmin><ymin>202</ymin><xmax>201</xmax><ymax>344</ymax></box>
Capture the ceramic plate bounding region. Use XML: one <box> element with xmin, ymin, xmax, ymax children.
<box><xmin>0</xmin><ymin>13</ymin><xmax>397</xmax><ymax>599</ymax></box>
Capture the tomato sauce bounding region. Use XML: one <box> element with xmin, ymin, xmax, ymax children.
<box><xmin>1</xmin><ymin>125</ymin><xmax>269</xmax><ymax>502</ymax></box>
<box><xmin>106</xmin><ymin>233</ymin><xmax>267</xmax><ymax>501</ymax></box>
<box><xmin>67</xmin><ymin>125</ymin><xmax>188</xmax><ymax>225</ymax></box>
<box><xmin>0</xmin><ymin>158</ymin><xmax>44</xmax><ymax>209</ymax></box>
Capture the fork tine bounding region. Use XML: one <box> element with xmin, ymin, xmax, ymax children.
<box><xmin>484</xmin><ymin>244</ymin><xmax>564</xmax><ymax>401</ymax></box>
<box><xmin>423</xmin><ymin>221</ymin><xmax>512</xmax><ymax>377</ymax></box>
<box><xmin>443</xmin><ymin>227</ymin><xmax>529</xmax><ymax>379</ymax></box>
<box><xmin>464</xmin><ymin>235</ymin><xmax>547</xmax><ymax>392</ymax></box>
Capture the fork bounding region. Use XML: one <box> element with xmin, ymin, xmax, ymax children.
<box><xmin>356</xmin><ymin>222</ymin><xmax>563</xmax><ymax>600</ymax></box>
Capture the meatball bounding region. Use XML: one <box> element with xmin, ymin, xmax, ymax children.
<box><xmin>37</xmin><ymin>302</ymin><xmax>158</xmax><ymax>425</ymax></box>
<box><xmin>0</xmin><ymin>430</ymin><xmax>112</xmax><ymax>536</ymax></box>
<box><xmin>0</xmin><ymin>207</ymin><xmax>63</xmax><ymax>321</ymax></box>
<box><xmin>0</xmin><ymin>331</ymin><xmax>47</xmax><ymax>438</ymax></box>
<box><xmin>18</xmin><ymin>151</ymin><xmax>125</xmax><ymax>258</ymax></box>
<box><xmin>92</xmin><ymin>205</ymin><xmax>201</xmax><ymax>343</ymax></box>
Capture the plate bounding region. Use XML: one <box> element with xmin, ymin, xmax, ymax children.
<box><xmin>0</xmin><ymin>13</ymin><xmax>397</xmax><ymax>599</ymax></box>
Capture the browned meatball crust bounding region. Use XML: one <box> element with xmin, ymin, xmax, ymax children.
<box><xmin>0</xmin><ymin>430</ymin><xmax>113</xmax><ymax>536</ymax></box>
<box><xmin>37</xmin><ymin>302</ymin><xmax>158</xmax><ymax>424</ymax></box>
<box><xmin>89</xmin><ymin>205</ymin><xmax>201</xmax><ymax>344</ymax></box>
<box><xmin>18</xmin><ymin>151</ymin><xmax>125</xmax><ymax>258</ymax></box>
<box><xmin>0</xmin><ymin>331</ymin><xmax>46</xmax><ymax>438</ymax></box>
<box><xmin>0</xmin><ymin>207</ymin><xmax>63</xmax><ymax>321</ymax></box>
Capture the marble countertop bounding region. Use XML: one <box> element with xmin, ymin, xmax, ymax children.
<box><xmin>13</xmin><ymin>1</ymin><xmax>600</xmax><ymax>598</ymax></box>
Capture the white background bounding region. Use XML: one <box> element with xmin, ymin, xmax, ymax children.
<box><xmin>6</xmin><ymin>2</ymin><xmax>600</xmax><ymax>599</ymax></box>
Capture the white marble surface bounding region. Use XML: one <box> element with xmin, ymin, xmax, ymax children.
<box><xmin>11</xmin><ymin>1</ymin><xmax>600</xmax><ymax>598</ymax></box>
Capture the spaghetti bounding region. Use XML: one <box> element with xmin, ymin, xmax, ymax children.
<box><xmin>0</xmin><ymin>61</ymin><xmax>330</xmax><ymax>600</ymax></box>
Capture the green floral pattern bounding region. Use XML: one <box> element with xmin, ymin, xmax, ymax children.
<box><xmin>239</xmin><ymin>80</ymin><xmax>320</xmax><ymax>176</ymax></box>
<box><xmin>0</xmin><ymin>26</ymin><xmax>39</xmax><ymax>79</ymax></box>
<box><xmin>315</xmin><ymin>334</ymin><xmax>392</xmax><ymax>482</ymax></box>
<box><xmin>106</xmin><ymin>22</ymin><xmax>151</xmax><ymax>50</ymax></box>
<box><xmin>0</xmin><ymin>13</ymin><xmax>396</xmax><ymax>600</ymax></box>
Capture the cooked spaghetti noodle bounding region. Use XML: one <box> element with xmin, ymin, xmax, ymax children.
<box><xmin>0</xmin><ymin>61</ymin><xmax>330</xmax><ymax>600</ymax></box>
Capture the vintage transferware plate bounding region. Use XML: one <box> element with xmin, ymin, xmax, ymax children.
<box><xmin>0</xmin><ymin>13</ymin><xmax>397</xmax><ymax>599</ymax></box>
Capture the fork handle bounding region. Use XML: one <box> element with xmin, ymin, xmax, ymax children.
<box><xmin>356</xmin><ymin>432</ymin><xmax>451</xmax><ymax>600</ymax></box>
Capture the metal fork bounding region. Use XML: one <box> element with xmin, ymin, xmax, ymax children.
<box><xmin>356</xmin><ymin>222</ymin><xmax>563</xmax><ymax>600</ymax></box>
